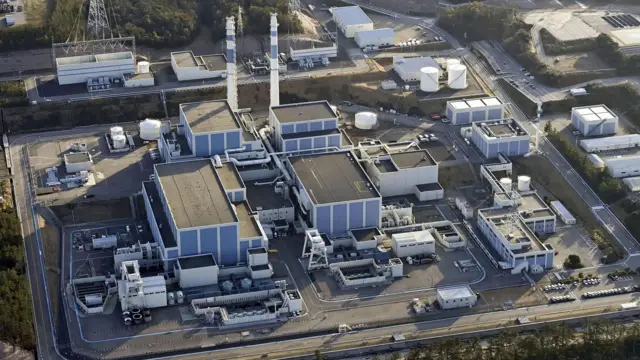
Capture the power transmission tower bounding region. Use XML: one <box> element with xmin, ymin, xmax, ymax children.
<box><xmin>87</xmin><ymin>0</ymin><xmax>112</xmax><ymax>39</ymax></box>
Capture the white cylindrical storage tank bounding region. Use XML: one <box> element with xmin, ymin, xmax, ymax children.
<box><xmin>355</xmin><ymin>112</ymin><xmax>378</xmax><ymax>130</ymax></box>
<box><xmin>446</xmin><ymin>58</ymin><xmax>460</xmax><ymax>69</ymax></box>
<box><xmin>140</xmin><ymin>119</ymin><xmax>162</xmax><ymax>141</ymax></box>
<box><xmin>588</xmin><ymin>153</ymin><xmax>605</xmax><ymax>168</ymax></box>
<box><xmin>110</xmin><ymin>126</ymin><xmax>124</xmax><ymax>137</ymax></box>
<box><xmin>517</xmin><ymin>175</ymin><xmax>531</xmax><ymax>192</ymax></box>
<box><xmin>448</xmin><ymin>64</ymin><xmax>468</xmax><ymax>89</ymax></box>
<box><xmin>138</xmin><ymin>61</ymin><xmax>150</xmax><ymax>74</ymax></box>
<box><xmin>500</xmin><ymin>178</ymin><xmax>512</xmax><ymax>192</ymax></box>
<box><xmin>420</xmin><ymin>67</ymin><xmax>439</xmax><ymax>92</ymax></box>
<box><xmin>112</xmin><ymin>134</ymin><xmax>127</xmax><ymax>149</ymax></box>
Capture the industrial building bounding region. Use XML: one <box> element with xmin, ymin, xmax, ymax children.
<box><xmin>331</xmin><ymin>6</ymin><xmax>373</xmax><ymax>38</ymax></box>
<box><xmin>603</xmin><ymin>155</ymin><xmax>640</xmax><ymax>178</ymax></box>
<box><xmin>142</xmin><ymin>158</ymin><xmax>267</xmax><ymax>268</ymax></box>
<box><xmin>391</xmin><ymin>230</ymin><xmax>436</xmax><ymax>258</ymax></box>
<box><xmin>64</xmin><ymin>152</ymin><xmax>93</xmax><ymax>173</ymax></box>
<box><xmin>354</xmin><ymin>28</ymin><xmax>395</xmax><ymax>48</ymax></box>
<box><xmin>579</xmin><ymin>134</ymin><xmax>640</xmax><ymax>153</ymax></box>
<box><xmin>436</xmin><ymin>286</ymin><xmax>477</xmax><ymax>310</ymax></box>
<box><xmin>393</xmin><ymin>56</ymin><xmax>440</xmax><ymax>82</ymax></box>
<box><xmin>471</xmin><ymin>118</ymin><xmax>530</xmax><ymax>159</ymax></box>
<box><xmin>550</xmin><ymin>201</ymin><xmax>576</xmax><ymax>225</ymax></box>
<box><xmin>288</xmin><ymin>39</ymin><xmax>337</xmax><ymax>64</ymax></box>
<box><xmin>56</xmin><ymin>51</ymin><xmax>136</xmax><ymax>85</ymax></box>
<box><xmin>285</xmin><ymin>151</ymin><xmax>382</xmax><ymax>235</ymax></box>
<box><xmin>446</xmin><ymin>97</ymin><xmax>505</xmax><ymax>126</ymax></box>
<box><xmin>171</xmin><ymin>51</ymin><xmax>227</xmax><ymax>81</ymax></box>
<box><xmin>269</xmin><ymin>101</ymin><xmax>344</xmax><ymax>153</ymax></box>
<box><xmin>358</xmin><ymin>141</ymin><xmax>442</xmax><ymax>198</ymax></box>
<box><xmin>571</xmin><ymin>105</ymin><xmax>618</xmax><ymax>137</ymax></box>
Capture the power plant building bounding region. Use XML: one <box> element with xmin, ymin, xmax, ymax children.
<box><xmin>171</xmin><ymin>51</ymin><xmax>227</xmax><ymax>81</ymax></box>
<box><xmin>56</xmin><ymin>51</ymin><xmax>136</xmax><ymax>85</ymax></box>
<box><xmin>571</xmin><ymin>105</ymin><xmax>618</xmax><ymax>137</ymax></box>
<box><xmin>286</xmin><ymin>151</ymin><xmax>382</xmax><ymax>235</ymax></box>
<box><xmin>142</xmin><ymin>159</ymin><xmax>267</xmax><ymax>269</ymax></box>
<box><xmin>331</xmin><ymin>6</ymin><xmax>374</xmax><ymax>38</ymax></box>
<box><xmin>579</xmin><ymin>134</ymin><xmax>640</xmax><ymax>153</ymax></box>
<box><xmin>354</xmin><ymin>28</ymin><xmax>395</xmax><ymax>48</ymax></box>
<box><xmin>393</xmin><ymin>56</ymin><xmax>440</xmax><ymax>82</ymax></box>
<box><xmin>446</xmin><ymin>97</ymin><xmax>505</xmax><ymax>125</ymax></box>
<box><xmin>471</xmin><ymin>118</ymin><xmax>530</xmax><ymax>159</ymax></box>
<box><xmin>436</xmin><ymin>286</ymin><xmax>477</xmax><ymax>310</ymax></box>
<box><xmin>288</xmin><ymin>39</ymin><xmax>338</xmax><ymax>62</ymax></box>
<box><xmin>270</xmin><ymin>101</ymin><xmax>343</xmax><ymax>153</ymax></box>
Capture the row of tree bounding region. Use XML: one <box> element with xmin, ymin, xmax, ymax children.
<box><xmin>0</xmin><ymin>186</ymin><xmax>35</xmax><ymax>350</ymax></box>
<box><xmin>539</xmin><ymin>28</ymin><xmax>597</xmax><ymax>56</ymax></box>
<box><xmin>594</xmin><ymin>33</ymin><xmax>640</xmax><ymax>75</ymax></box>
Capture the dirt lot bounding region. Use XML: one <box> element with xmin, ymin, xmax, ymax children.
<box><xmin>38</xmin><ymin>214</ymin><xmax>60</xmax><ymax>329</ymax></box>
<box><xmin>545</xmin><ymin>52</ymin><xmax>611</xmax><ymax>72</ymax></box>
<box><xmin>0</xmin><ymin>49</ymin><xmax>53</xmax><ymax>74</ymax></box>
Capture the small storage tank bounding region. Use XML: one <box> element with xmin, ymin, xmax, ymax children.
<box><xmin>176</xmin><ymin>291</ymin><xmax>184</xmax><ymax>304</ymax></box>
<box><xmin>85</xmin><ymin>294</ymin><xmax>103</xmax><ymax>306</ymax></box>
<box><xmin>446</xmin><ymin>58</ymin><xmax>461</xmax><ymax>69</ymax></box>
<box><xmin>241</xmin><ymin>278</ymin><xmax>253</xmax><ymax>290</ymax></box>
<box><xmin>112</xmin><ymin>134</ymin><xmax>127</xmax><ymax>149</ymax></box>
<box><xmin>419</xmin><ymin>67</ymin><xmax>439</xmax><ymax>92</ymax></box>
<box><xmin>517</xmin><ymin>175</ymin><xmax>531</xmax><ymax>192</ymax></box>
<box><xmin>137</xmin><ymin>61</ymin><xmax>150</xmax><ymax>74</ymax></box>
<box><xmin>133</xmin><ymin>313</ymin><xmax>143</xmax><ymax>324</ymax></box>
<box><xmin>139</xmin><ymin>119</ymin><xmax>162</xmax><ymax>141</ymax></box>
<box><xmin>355</xmin><ymin>112</ymin><xmax>378</xmax><ymax>130</ymax></box>
<box><xmin>447</xmin><ymin>64</ymin><xmax>468</xmax><ymax>89</ymax></box>
<box><xmin>110</xmin><ymin>126</ymin><xmax>124</xmax><ymax>137</ymax></box>
<box><xmin>167</xmin><ymin>292</ymin><xmax>175</xmax><ymax>305</ymax></box>
<box><xmin>500</xmin><ymin>178</ymin><xmax>512</xmax><ymax>192</ymax></box>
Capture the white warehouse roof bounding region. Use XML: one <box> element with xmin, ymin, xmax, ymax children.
<box><xmin>573</xmin><ymin>105</ymin><xmax>617</xmax><ymax>122</ymax></box>
<box><xmin>437</xmin><ymin>286</ymin><xmax>475</xmax><ymax>300</ymax></box>
<box><xmin>623</xmin><ymin>177</ymin><xmax>640</xmax><ymax>191</ymax></box>
<box><xmin>550</xmin><ymin>201</ymin><xmax>576</xmax><ymax>224</ymax></box>
<box><xmin>332</xmin><ymin>6</ymin><xmax>373</xmax><ymax>26</ymax></box>
<box><xmin>355</xmin><ymin>28</ymin><xmax>394</xmax><ymax>41</ymax></box>
<box><xmin>580</xmin><ymin>134</ymin><xmax>640</xmax><ymax>151</ymax></box>
<box><xmin>604</xmin><ymin>154</ymin><xmax>640</xmax><ymax>168</ymax></box>
<box><xmin>448</xmin><ymin>97</ymin><xmax>502</xmax><ymax>110</ymax></box>
<box><xmin>394</xmin><ymin>57</ymin><xmax>439</xmax><ymax>75</ymax></box>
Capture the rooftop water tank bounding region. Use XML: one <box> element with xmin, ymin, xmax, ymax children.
<box><xmin>355</xmin><ymin>112</ymin><xmax>378</xmax><ymax>130</ymax></box>
<box><xmin>419</xmin><ymin>67</ymin><xmax>439</xmax><ymax>92</ymax></box>
<box><xmin>500</xmin><ymin>177</ymin><xmax>512</xmax><ymax>192</ymax></box>
<box><xmin>112</xmin><ymin>134</ymin><xmax>127</xmax><ymax>149</ymax></box>
<box><xmin>139</xmin><ymin>119</ymin><xmax>162</xmax><ymax>141</ymax></box>
<box><xmin>517</xmin><ymin>175</ymin><xmax>531</xmax><ymax>192</ymax></box>
<box><xmin>138</xmin><ymin>61</ymin><xmax>150</xmax><ymax>74</ymax></box>
<box><xmin>110</xmin><ymin>126</ymin><xmax>124</xmax><ymax>137</ymax></box>
<box><xmin>447</xmin><ymin>64</ymin><xmax>468</xmax><ymax>89</ymax></box>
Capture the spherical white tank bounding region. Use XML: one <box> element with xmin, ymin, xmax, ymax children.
<box><xmin>447</xmin><ymin>64</ymin><xmax>468</xmax><ymax>89</ymax></box>
<box><xmin>517</xmin><ymin>175</ymin><xmax>531</xmax><ymax>192</ymax></box>
<box><xmin>137</xmin><ymin>61</ymin><xmax>150</xmax><ymax>74</ymax></box>
<box><xmin>139</xmin><ymin>119</ymin><xmax>162</xmax><ymax>141</ymax></box>
<box><xmin>112</xmin><ymin>134</ymin><xmax>127</xmax><ymax>149</ymax></box>
<box><xmin>500</xmin><ymin>177</ymin><xmax>512</xmax><ymax>192</ymax></box>
<box><xmin>355</xmin><ymin>112</ymin><xmax>378</xmax><ymax>130</ymax></box>
<box><xmin>446</xmin><ymin>58</ymin><xmax>461</xmax><ymax>69</ymax></box>
<box><xmin>110</xmin><ymin>126</ymin><xmax>124</xmax><ymax>137</ymax></box>
<box><xmin>419</xmin><ymin>67</ymin><xmax>439</xmax><ymax>92</ymax></box>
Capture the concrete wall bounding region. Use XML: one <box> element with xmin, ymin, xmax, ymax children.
<box><xmin>174</xmin><ymin>224</ymin><xmax>240</xmax><ymax>266</ymax></box>
<box><xmin>281</xmin><ymin>134</ymin><xmax>341</xmax><ymax>153</ymax></box>
<box><xmin>378</xmin><ymin>166</ymin><xmax>438</xmax><ymax>197</ymax></box>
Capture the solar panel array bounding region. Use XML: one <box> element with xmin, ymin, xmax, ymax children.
<box><xmin>602</xmin><ymin>14</ymin><xmax>640</xmax><ymax>28</ymax></box>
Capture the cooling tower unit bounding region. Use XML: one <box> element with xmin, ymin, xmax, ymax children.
<box><xmin>355</xmin><ymin>112</ymin><xmax>378</xmax><ymax>130</ymax></box>
<box><xmin>419</xmin><ymin>67</ymin><xmax>439</xmax><ymax>92</ymax></box>
<box><xmin>139</xmin><ymin>119</ymin><xmax>162</xmax><ymax>141</ymax></box>
<box><xmin>447</xmin><ymin>64</ymin><xmax>468</xmax><ymax>89</ymax></box>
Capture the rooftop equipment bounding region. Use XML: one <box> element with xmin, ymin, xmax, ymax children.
<box><xmin>499</xmin><ymin>178</ymin><xmax>512</xmax><ymax>192</ymax></box>
<box><xmin>137</xmin><ymin>61</ymin><xmax>150</xmax><ymax>74</ymax></box>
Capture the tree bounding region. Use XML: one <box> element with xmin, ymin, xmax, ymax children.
<box><xmin>544</xmin><ymin>121</ymin><xmax>553</xmax><ymax>134</ymax></box>
<box><xmin>314</xmin><ymin>350</ymin><xmax>324</xmax><ymax>360</ymax></box>
<box><xmin>564</xmin><ymin>254</ymin><xmax>583</xmax><ymax>269</ymax></box>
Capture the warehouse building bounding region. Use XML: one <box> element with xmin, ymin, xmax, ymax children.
<box><xmin>436</xmin><ymin>286</ymin><xmax>477</xmax><ymax>310</ymax></box>
<box><xmin>549</xmin><ymin>201</ymin><xmax>576</xmax><ymax>225</ymax></box>
<box><xmin>446</xmin><ymin>97</ymin><xmax>505</xmax><ymax>125</ymax></box>
<box><xmin>579</xmin><ymin>134</ymin><xmax>640</xmax><ymax>153</ymax></box>
<box><xmin>160</xmin><ymin>100</ymin><xmax>261</xmax><ymax>159</ymax></box>
<box><xmin>355</xmin><ymin>28</ymin><xmax>395</xmax><ymax>48</ymax></box>
<box><xmin>393</xmin><ymin>56</ymin><xmax>440</xmax><ymax>82</ymax></box>
<box><xmin>142</xmin><ymin>159</ymin><xmax>267</xmax><ymax>268</ymax></box>
<box><xmin>358</xmin><ymin>142</ymin><xmax>441</xmax><ymax>198</ymax></box>
<box><xmin>56</xmin><ymin>51</ymin><xmax>136</xmax><ymax>85</ymax></box>
<box><xmin>171</xmin><ymin>51</ymin><xmax>227</xmax><ymax>81</ymax></box>
<box><xmin>471</xmin><ymin>118</ymin><xmax>530</xmax><ymax>159</ymax></box>
<box><xmin>288</xmin><ymin>39</ymin><xmax>338</xmax><ymax>62</ymax></box>
<box><xmin>477</xmin><ymin>207</ymin><xmax>555</xmax><ymax>272</ymax></box>
<box><xmin>270</xmin><ymin>101</ymin><xmax>343</xmax><ymax>153</ymax></box>
<box><xmin>285</xmin><ymin>151</ymin><xmax>382</xmax><ymax>235</ymax></box>
<box><xmin>571</xmin><ymin>105</ymin><xmax>618</xmax><ymax>137</ymax></box>
<box><xmin>331</xmin><ymin>6</ymin><xmax>373</xmax><ymax>38</ymax></box>
<box><xmin>391</xmin><ymin>230</ymin><xmax>436</xmax><ymax>258</ymax></box>
<box><xmin>603</xmin><ymin>155</ymin><xmax>640</xmax><ymax>178</ymax></box>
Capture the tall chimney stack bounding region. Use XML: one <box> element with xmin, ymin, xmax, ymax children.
<box><xmin>270</xmin><ymin>13</ymin><xmax>280</xmax><ymax>108</ymax></box>
<box><xmin>226</xmin><ymin>16</ymin><xmax>238</xmax><ymax>112</ymax></box>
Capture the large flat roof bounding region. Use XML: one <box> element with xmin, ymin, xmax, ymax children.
<box><xmin>332</xmin><ymin>6</ymin><xmax>373</xmax><ymax>26</ymax></box>
<box><xmin>289</xmin><ymin>151</ymin><xmax>380</xmax><ymax>204</ymax></box>
<box><xmin>64</xmin><ymin>152</ymin><xmax>91</xmax><ymax>163</ymax></box>
<box><xmin>156</xmin><ymin>159</ymin><xmax>236</xmax><ymax>229</ymax></box>
<box><xmin>234</xmin><ymin>201</ymin><xmax>262</xmax><ymax>239</ymax></box>
<box><xmin>573</xmin><ymin>105</ymin><xmax>617</xmax><ymax>122</ymax></box>
<box><xmin>198</xmin><ymin>55</ymin><xmax>226</xmax><ymax>71</ymax></box>
<box><xmin>245</xmin><ymin>177</ymin><xmax>293</xmax><ymax>211</ymax></box>
<box><xmin>390</xmin><ymin>150</ymin><xmax>436</xmax><ymax>168</ymax></box>
<box><xmin>272</xmin><ymin>101</ymin><xmax>336</xmax><ymax>124</ymax></box>
<box><xmin>449</xmin><ymin>97</ymin><xmax>502</xmax><ymax>110</ymax></box>
<box><xmin>394</xmin><ymin>56</ymin><xmax>439</xmax><ymax>75</ymax></box>
<box><xmin>437</xmin><ymin>286</ymin><xmax>475</xmax><ymax>300</ymax></box>
<box><xmin>181</xmin><ymin>100</ymin><xmax>240</xmax><ymax>134</ymax></box>
<box><xmin>609</xmin><ymin>28</ymin><xmax>640</xmax><ymax>47</ymax></box>
<box><xmin>217</xmin><ymin>163</ymin><xmax>243</xmax><ymax>190</ymax></box>
<box><xmin>172</xmin><ymin>51</ymin><xmax>198</xmax><ymax>68</ymax></box>
<box><xmin>288</xmin><ymin>39</ymin><xmax>336</xmax><ymax>51</ymax></box>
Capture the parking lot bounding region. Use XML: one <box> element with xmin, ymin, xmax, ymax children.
<box><xmin>544</xmin><ymin>225</ymin><xmax>604</xmax><ymax>269</ymax></box>
<box><xmin>28</xmin><ymin>134</ymin><xmax>156</xmax><ymax>203</ymax></box>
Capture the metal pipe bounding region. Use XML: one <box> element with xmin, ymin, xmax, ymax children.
<box><xmin>254</xmin><ymin>175</ymin><xmax>284</xmax><ymax>186</ymax></box>
<box><xmin>229</xmin><ymin>156</ymin><xmax>271</xmax><ymax>167</ymax></box>
<box><xmin>224</xmin><ymin>146</ymin><xmax>247</xmax><ymax>162</ymax></box>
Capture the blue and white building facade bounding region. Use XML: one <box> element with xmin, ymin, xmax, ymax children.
<box><xmin>446</xmin><ymin>97</ymin><xmax>505</xmax><ymax>126</ymax></box>
<box><xmin>270</xmin><ymin>101</ymin><xmax>343</xmax><ymax>153</ymax></box>
<box><xmin>471</xmin><ymin>118</ymin><xmax>530</xmax><ymax>159</ymax></box>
